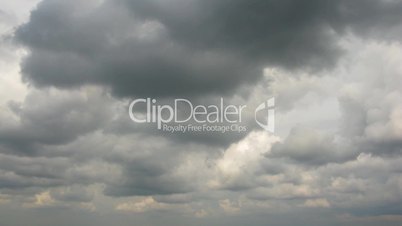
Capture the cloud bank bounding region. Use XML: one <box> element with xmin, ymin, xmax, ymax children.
<box><xmin>0</xmin><ymin>0</ymin><xmax>401</xmax><ymax>225</ymax></box>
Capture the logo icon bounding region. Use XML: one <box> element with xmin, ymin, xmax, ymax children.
<box><xmin>255</xmin><ymin>97</ymin><xmax>275</xmax><ymax>133</ymax></box>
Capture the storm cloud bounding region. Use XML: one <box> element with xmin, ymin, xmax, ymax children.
<box><xmin>0</xmin><ymin>0</ymin><xmax>402</xmax><ymax>226</ymax></box>
<box><xmin>15</xmin><ymin>0</ymin><xmax>402</xmax><ymax>98</ymax></box>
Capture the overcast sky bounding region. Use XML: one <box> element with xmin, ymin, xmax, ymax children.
<box><xmin>1</xmin><ymin>0</ymin><xmax>402</xmax><ymax>225</ymax></box>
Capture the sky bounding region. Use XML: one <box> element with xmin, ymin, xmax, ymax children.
<box><xmin>0</xmin><ymin>0</ymin><xmax>402</xmax><ymax>225</ymax></box>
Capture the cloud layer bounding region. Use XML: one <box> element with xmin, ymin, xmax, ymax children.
<box><xmin>0</xmin><ymin>0</ymin><xmax>401</xmax><ymax>226</ymax></box>
<box><xmin>15</xmin><ymin>0</ymin><xmax>402</xmax><ymax>97</ymax></box>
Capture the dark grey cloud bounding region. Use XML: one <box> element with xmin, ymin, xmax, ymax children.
<box><xmin>0</xmin><ymin>154</ymin><xmax>69</xmax><ymax>180</ymax></box>
<box><xmin>0</xmin><ymin>150</ymin><xmax>109</xmax><ymax>192</ymax></box>
<box><xmin>0</xmin><ymin>88</ymin><xmax>113</xmax><ymax>156</ymax></box>
<box><xmin>50</xmin><ymin>185</ymin><xmax>94</xmax><ymax>203</ymax></box>
<box><xmin>0</xmin><ymin>168</ymin><xmax>63</xmax><ymax>190</ymax></box>
<box><xmin>104</xmin><ymin>163</ymin><xmax>193</xmax><ymax>196</ymax></box>
<box><xmin>1</xmin><ymin>0</ymin><xmax>402</xmax><ymax>225</ymax></box>
<box><xmin>15</xmin><ymin>0</ymin><xmax>259</xmax><ymax>98</ymax></box>
<box><xmin>102</xmin><ymin>136</ymin><xmax>209</xmax><ymax>196</ymax></box>
<box><xmin>15</xmin><ymin>0</ymin><xmax>402</xmax><ymax>98</ymax></box>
